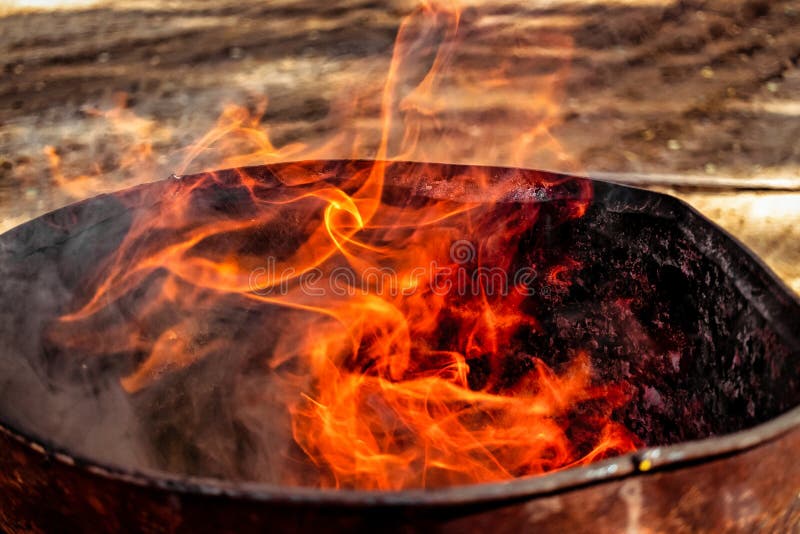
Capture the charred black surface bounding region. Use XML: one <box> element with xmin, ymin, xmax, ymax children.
<box><xmin>518</xmin><ymin>182</ymin><xmax>800</xmax><ymax>444</ymax></box>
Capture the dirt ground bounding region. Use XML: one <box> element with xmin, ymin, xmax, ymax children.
<box><xmin>1</xmin><ymin>0</ymin><xmax>799</xmax><ymax>290</ymax></box>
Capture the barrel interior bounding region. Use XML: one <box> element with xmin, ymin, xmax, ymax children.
<box><xmin>0</xmin><ymin>161</ymin><xmax>798</xmax><ymax>486</ymax></box>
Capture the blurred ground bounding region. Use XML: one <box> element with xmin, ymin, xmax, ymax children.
<box><xmin>0</xmin><ymin>0</ymin><xmax>799</xmax><ymax>290</ymax></box>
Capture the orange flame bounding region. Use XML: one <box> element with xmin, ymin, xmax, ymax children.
<box><xmin>44</xmin><ymin>92</ymin><xmax>170</xmax><ymax>200</ymax></box>
<box><xmin>48</xmin><ymin>1</ymin><xmax>640</xmax><ymax>490</ymax></box>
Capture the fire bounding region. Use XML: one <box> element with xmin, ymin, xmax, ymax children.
<box><xmin>47</xmin><ymin>1</ymin><xmax>641</xmax><ymax>490</ymax></box>
<box><xmin>44</xmin><ymin>92</ymin><xmax>171</xmax><ymax>200</ymax></box>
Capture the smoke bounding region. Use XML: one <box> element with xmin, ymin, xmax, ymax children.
<box><xmin>0</xmin><ymin>192</ymin><xmax>149</xmax><ymax>469</ymax></box>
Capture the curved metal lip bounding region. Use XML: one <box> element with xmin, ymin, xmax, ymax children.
<box><xmin>2</xmin><ymin>406</ymin><xmax>800</xmax><ymax>507</ymax></box>
<box><xmin>1</xmin><ymin>159</ymin><xmax>799</xmax><ymax>507</ymax></box>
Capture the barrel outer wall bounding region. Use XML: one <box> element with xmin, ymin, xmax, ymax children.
<box><xmin>1</xmin><ymin>426</ymin><xmax>799</xmax><ymax>533</ymax></box>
